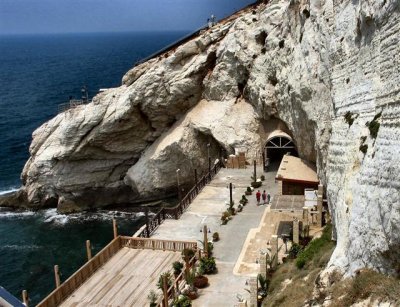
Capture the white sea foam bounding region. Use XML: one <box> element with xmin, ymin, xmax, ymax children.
<box><xmin>0</xmin><ymin>210</ymin><xmax>35</xmax><ymax>219</ymax></box>
<box><xmin>0</xmin><ymin>244</ymin><xmax>41</xmax><ymax>251</ymax></box>
<box><xmin>0</xmin><ymin>187</ymin><xmax>19</xmax><ymax>195</ymax></box>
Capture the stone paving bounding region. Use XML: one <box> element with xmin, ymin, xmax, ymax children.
<box><xmin>152</xmin><ymin>166</ymin><xmax>278</xmax><ymax>306</ymax></box>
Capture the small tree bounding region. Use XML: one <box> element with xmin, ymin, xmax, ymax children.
<box><xmin>147</xmin><ymin>290</ymin><xmax>158</xmax><ymax>307</ymax></box>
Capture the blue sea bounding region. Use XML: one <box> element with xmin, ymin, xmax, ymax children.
<box><xmin>0</xmin><ymin>31</ymin><xmax>186</xmax><ymax>305</ymax></box>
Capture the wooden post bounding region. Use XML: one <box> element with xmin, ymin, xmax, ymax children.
<box><xmin>112</xmin><ymin>218</ymin><xmax>118</xmax><ymax>239</ymax></box>
<box><xmin>163</xmin><ymin>274</ymin><xmax>169</xmax><ymax>307</ymax></box>
<box><xmin>293</xmin><ymin>219</ymin><xmax>299</xmax><ymax>244</ymax></box>
<box><xmin>22</xmin><ymin>290</ymin><xmax>28</xmax><ymax>307</ymax></box>
<box><xmin>86</xmin><ymin>240</ymin><xmax>92</xmax><ymax>261</ymax></box>
<box><xmin>203</xmin><ymin>225</ymin><xmax>208</xmax><ymax>258</ymax></box>
<box><xmin>198</xmin><ymin>249</ymin><xmax>202</xmax><ymax>260</ymax></box>
<box><xmin>253</xmin><ymin>160</ymin><xmax>257</xmax><ymax>181</ymax></box>
<box><xmin>229</xmin><ymin>182</ymin><xmax>233</xmax><ymax>206</ymax></box>
<box><xmin>54</xmin><ymin>265</ymin><xmax>61</xmax><ymax>288</ymax></box>
<box><xmin>145</xmin><ymin>207</ymin><xmax>150</xmax><ymax>238</ymax></box>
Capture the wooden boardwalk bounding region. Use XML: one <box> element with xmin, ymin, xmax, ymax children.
<box><xmin>60</xmin><ymin>248</ymin><xmax>181</xmax><ymax>307</ymax></box>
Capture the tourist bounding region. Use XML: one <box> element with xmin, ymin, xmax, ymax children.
<box><xmin>262</xmin><ymin>190</ymin><xmax>267</xmax><ymax>205</ymax></box>
<box><xmin>267</xmin><ymin>192</ymin><xmax>271</xmax><ymax>204</ymax></box>
<box><xmin>256</xmin><ymin>190</ymin><xmax>261</xmax><ymax>205</ymax></box>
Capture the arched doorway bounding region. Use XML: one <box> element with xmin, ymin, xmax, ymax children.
<box><xmin>263</xmin><ymin>130</ymin><xmax>298</xmax><ymax>171</ymax></box>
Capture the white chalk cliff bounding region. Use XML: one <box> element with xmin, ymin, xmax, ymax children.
<box><xmin>15</xmin><ymin>0</ymin><xmax>400</xmax><ymax>276</ymax></box>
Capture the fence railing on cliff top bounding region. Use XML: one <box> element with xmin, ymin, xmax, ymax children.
<box><xmin>36</xmin><ymin>236</ymin><xmax>197</xmax><ymax>307</ymax></box>
<box><xmin>137</xmin><ymin>160</ymin><xmax>222</xmax><ymax>238</ymax></box>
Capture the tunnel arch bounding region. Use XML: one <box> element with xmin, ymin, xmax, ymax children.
<box><xmin>263</xmin><ymin>130</ymin><xmax>298</xmax><ymax>170</ymax></box>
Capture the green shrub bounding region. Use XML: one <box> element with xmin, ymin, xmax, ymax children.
<box><xmin>172</xmin><ymin>294</ymin><xmax>192</xmax><ymax>307</ymax></box>
<box><xmin>239</xmin><ymin>195</ymin><xmax>248</xmax><ymax>205</ymax></box>
<box><xmin>246</xmin><ymin>187</ymin><xmax>252</xmax><ymax>193</ymax></box>
<box><xmin>181</xmin><ymin>248</ymin><xmax>195</xmax><ymax>262</ymax></box>
<box><xmin>147</xmin><ymin>290</ymin><xmax>158</xmax><ymax>307</ymax></box>
<box><xmin>251</xmin><ymin>181</ymin><xmax>262</xmax><ymax>188</ymax></box>
<box><xmin>296</xmin><ymin>224</ymin><xmax>332</xmax><ymax>269</ymax></box>
<box><xmin>199</xmin><ymin>257</ymin><xmax>217</xmax><ymax>274</ymax></box>
<box><xmin>157</xmin><ymin>272</ymin><xmax>173</xmax><ymax>290</ymax></box>
<box><xmin>212</xmin><ymin>232</ymin><xmax>220</xmax><ymax>242</ymax></box>
<box><xmin>172</xmin><ymin>261</ymin><xmax>184</xmax><ymax>276</ymax></box>
<box><xmin>288</xmin><ymin>243</ymin><xmax>302</xmax><ymax>259</ymax></box>
<box><xmin>260</xmin><ymin>175</ymin><xmax>265</xmax><ymax>181</ymax></box>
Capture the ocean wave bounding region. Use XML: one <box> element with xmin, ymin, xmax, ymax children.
<box><xmin>0</xmin><ymin>187</ymin><xmax>19</xmax><ymax>195</ymax></box>
<box><xmin>41</xmin><ymin>208</ymin><xmax>145</xmax><ymax>225</ymax></box>
<box><xmin>0</xmin><ymin>244</ymin><xmax>41</xmax><ymax>251</ymax></box>
<box><xmin>0</xmin><ymin>210</ymin><xmax>35</xmax><ymax>219</ymax></box>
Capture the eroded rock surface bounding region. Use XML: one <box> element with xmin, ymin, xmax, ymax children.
<box><xmin>12</xmin><ymin>0</ymin><xmax>400</xmax><ymax>276</ymax></box>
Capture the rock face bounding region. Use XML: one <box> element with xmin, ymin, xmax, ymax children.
<box><xmin>14</xmin><ymin>0</ymin><xmax>400</xmax><ymax>276</ymax></box>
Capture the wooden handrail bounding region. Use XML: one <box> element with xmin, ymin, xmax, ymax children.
<box><xmin>136</xmin><ymin>160</ymin><xmax>222</xmax><ymax>238</ymax></box>
<box><xmin>36</xmin><ymin>236</ymin><xmax>122</xmax><ymax>307</ymax></box>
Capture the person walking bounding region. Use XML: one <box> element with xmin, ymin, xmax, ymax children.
<box><xmin>256</xmin><ymin>190</ymin><xmax>261</xmax><ymax>205</ymax></box>
<box><xmin>267</xmin><ymin>192</ymin><xmax>271</xmax><ymax>204</ymax></box>
<box><xmin>262</xmin><ymin>190</ymin><xmax>267</xmax><ymax>205</ymax></box>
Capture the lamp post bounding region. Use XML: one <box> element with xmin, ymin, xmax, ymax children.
<box><xmin>176</xmin><ymin>168</ymin><xmax>181</xmax><ymax>201</ymax></box>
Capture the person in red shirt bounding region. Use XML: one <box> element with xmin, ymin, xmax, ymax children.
<box><xmin>256</xmin><ymin>190</ymin><xmax>261</xmax><ymax>205</ymax></box>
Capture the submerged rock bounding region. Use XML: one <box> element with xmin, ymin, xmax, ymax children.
<box><xmin>14</xmin><ymin>0</ymin><xmax>400</xmax><ymax>276</ymax></box>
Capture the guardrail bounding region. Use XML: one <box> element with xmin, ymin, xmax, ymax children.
<box><xmin>121</xmin><ymin>236</ymin><xmax>197</xmax><ymax>252</ymax></box>
<box><xmin>137</xmin><ymin>160</ymin><xmax>222</xmax><ymax>238</ymax></box>
<box><xmin>37</xmin><ymin>236</ymin><xmax>122</xmax><ymax>307</ymax></box>
<box><xmin>36</xmin><ymin>236</ymin><xmax>197</xmax><ymax>307</ymax></box>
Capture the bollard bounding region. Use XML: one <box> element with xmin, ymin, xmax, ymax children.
<box><xmin>112</xmin><ymin>218</ymin><xmax>118</xmax><ymax>239</ymax></box>
<box><xmin>22</xmin><ymin>290</ymin><xmax>29</xmax><ymax>307</ymax></box>
<box><xmin>54</xmin><ymin>265</ymin><xmax>61</xmax><ymax>288</ymax></box>
<box><xmin>86</xmin><ymin>240</ymin><xmax>92</xmax><ymax>261</ymax></box>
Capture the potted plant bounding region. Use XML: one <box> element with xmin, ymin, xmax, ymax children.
<box><xmin>183</xmin><ymin>268</ymin><xmax>198</xmax><ymax>300</ymax></box>
<box><xmin>212</xmin><ymin>232</ymin><xmax>220</xmax><ymax>242</ymax></box>
<box><xmin>220</xmin><ymin>211</ymin><xmax>230</xmax><ymax>225</ymax></box>
<box><xmin>172</xmin><ymin>261</ymin><xmax>184</xmax><ymax>278</ymax></box>
<box><xmin>245</xmin><ymin>186</ymin><xmax>252</xmax><ymax>195</ymax></box>
<box><xmin>172</xmin><ymin>294</ymin><xmax>192</xmax><ymax>307</ymax></box>
<box><xmin>260</xmin><ymin>174</ymin><xmax>265</xmax><ymax>181</ymax></box>
<box><xmin>198</xmin><ymin>257</ymin><xmax>217</xmax><ymax>274</ymax></box>
<box><xmin>237</xmin><ymin>204</ymin><xmax>243</xmax><ymax>212</ymax></box>
<box><xmin>239</xmin><ymin>195</ymin><xmax>248</xmax><ymax>205</ymax></box>
<box><xmin>181</xmin><ymin>248</ymin><xmax>195</xmax><ymax>262</ymax></box>
<box><xmin>147</xmin><ymin>290</ymin><xmax>158</xmax><ymax>307</ymax></box>
<box><xmin>251</xmin><ymin>180</ymin><xmax>262</xmax><ymax>188</ymax></box>
<box><xmin>194</xmin><ymin>274</ymin><xmax>209</xmax><ymax>288</ymax></box>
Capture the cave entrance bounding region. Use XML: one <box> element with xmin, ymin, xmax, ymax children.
<box><xmin>264</xmin><ymin>131</ymin><xmax>298</xmax><ymax>171</ymax></box>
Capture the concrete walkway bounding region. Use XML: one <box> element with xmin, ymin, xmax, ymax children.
<box><xmin>151</xmin><ymin>166</ymin><xmax>278</xmax><ymax>306</ymax></box>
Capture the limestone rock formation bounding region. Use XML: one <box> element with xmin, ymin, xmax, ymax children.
<box><xmin>10</xmin><ymin>0</ymin><xmax>400</xmax><ymax>277</ymax></box>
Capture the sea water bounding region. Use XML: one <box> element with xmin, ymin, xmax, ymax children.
<box><xmin>0</xmin><ymin>31</ymin><xmax>185</xmax><ymax>304</ymax></box>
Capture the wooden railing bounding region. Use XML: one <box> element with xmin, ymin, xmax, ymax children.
<box><xmin>37</xmin><ymin>236</ymin><xmax>123</xmax><ymax>307</ymax></box>
<box><xmin>156</xmin><ymin>254</ymin><xmax>199</xmax><ymax>307</ymax></box>
<box><xmin>137</xmin><ymin>160</ymin><xmax>222</xmax><ymax>238</ymax></box>
<box><xmin>120</xmin><ymin>236</ymin><xmax>197</xmax><ymax>252</ymax></box>
<box><xmin>37</xmin><ymin>237</ymin><xmax>197</xmax><ymax>307</ymax></box>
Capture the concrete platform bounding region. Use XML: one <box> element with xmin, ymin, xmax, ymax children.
<box><xmin>152</xmin><ymin>166</ymin><xmax>278</xmax><ymax>306</ymax></box>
